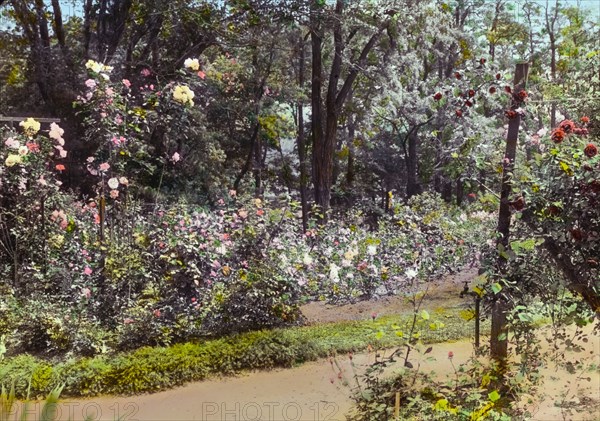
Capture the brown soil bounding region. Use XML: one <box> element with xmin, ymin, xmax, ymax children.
<box><xmin>301</xmin><ymin>268</ymin><xmax>478</xmax><ymax>324</ymax></box>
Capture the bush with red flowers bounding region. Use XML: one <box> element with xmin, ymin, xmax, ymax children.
<box><xmin>513</xmin><ymin>114</ymin><xmax>600</xmax><ymax>315</ymax></box>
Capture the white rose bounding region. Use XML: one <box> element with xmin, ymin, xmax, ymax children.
<box><xmin>367</xmin><ymin>245</ymin><xmax>377</xmax><ymax>256</ymax></box>
<box><xmin>302</xmin><ymin>253</ymin><xmax>313</xmax><ymax>266</ymax></box>
<box><xmin>184</xmin><ymin>58</ymin><xmax>200</xmax><ymax>71</ymax></box>
<box><xmin>107</xmin><ymin>178</ymin><xmax>119</xmax><ymax>189</ymax></box>
<box><xmin>329</xmin><ymin>263</ymin><xmax>340</xmax><ymax>283</ymax></box>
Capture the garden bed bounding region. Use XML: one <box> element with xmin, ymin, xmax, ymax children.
<box><xmin>0</xmin><ymin>274</ymin><xmax>484</xmax><ymax>399</ymax></box>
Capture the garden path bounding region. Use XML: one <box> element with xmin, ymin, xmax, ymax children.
<box><xmin>52</xmin><ymin>328</ymin><xmax>598</xmax><ymax>421</ymax></box>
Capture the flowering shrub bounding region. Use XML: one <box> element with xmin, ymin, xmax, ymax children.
<box><xmin>0</xmin><ymin>119</ymin><xmax>68</xmax><ymax>292</ymax></box>
<box><xmin>75</xmin><ymin>59</ymin><xmax>227</xmax><ymax>204</ymax></box>
<box><xmin>519</xmin><ymin>117</ymin><xmax>599</xmax><ymax>310</ymax></box>
<box><xmin>0</xmin><ymin>170</ymin><xmax>493</xmax><ymax>353</ymax></box>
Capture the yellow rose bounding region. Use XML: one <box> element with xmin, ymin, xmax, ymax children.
<box><xmin>172</xmin><ymin>85</ymin><xmax>195</xmax><ymax>106</ymax></box>
<box><xmin>85</xmin><ymin>59</ymin><xmax>112</xmax><ymax>74</ymax></box>
<box><xmin>5</xmin><ymin>154</ymin><xmax>22</xmax><ymax>167</ymax></box>
<box><xmin>19</xmin><ymin>118</ymin><xmax>41</xmax><ymax>136</ymax></box>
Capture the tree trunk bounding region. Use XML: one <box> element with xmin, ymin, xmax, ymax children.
<box><xmin>406</xmin><ymin>131</ymin><xmax>421</xmax><ymax>198</ymax></box>
<box><xmin>346</xmin><ymin>115</ymin><xmax>356</xmax><ymax>187</ymax></box>
<box><xmin>50</xmin><ymin>0</ymin><xmax>66</xmax><ymax>48</ymax></box>
<box><xmin>253</xmin><ymin>130</ymin><xmax>263</xmax><ymax>198</ymax></box>
<box><xmin>233</xmin><ymin>123</ymin><xmax>260</xmax><ymax>193</ymax></box>
<box><xmin>297</xmin><ymin>33</ymin><xmax>309</xmax><ymax>233</ymax></box>
<box><xmin>442</xmin><ymin>180</ymin><xmax>453</xmax><ymax>202</ymax></box>
<box><xmin>488</xmin><ymin>0</ymin><xmax>502</xmax><ymax>62</ymax></box>
<box><xmin>310</xmin><ymin>3</ymin><xmax>326</xmax><ymax>212</ymax></box>
<box><xmin>546</xmin><ymin>0</ymin><xmax>559</xmax><ymax>128</ymax></box>
<box><xmin>83</xmin><ymin>0</ymin><xmax>93</xmax><ymax>59</ymax></box>
<box><xmin>456</xmin><ymin>177</ymin><xmax>464</xmax><ymax>206</ymax></box>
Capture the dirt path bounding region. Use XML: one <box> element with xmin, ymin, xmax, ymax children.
<box><xmin>18</xmin><ymin>329</ymin><xmax>598</xmax><ymax>421</ymax></box>
<box><xmin>301</xmin><ymin>269</ymin><xmax>477</xmax><ymax>324</ymax></box>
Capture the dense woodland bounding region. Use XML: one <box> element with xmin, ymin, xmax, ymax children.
<box><xmin>0</xmin><ymin>0</ymin><xmax>599</xmax><ymax>419</ymax></box>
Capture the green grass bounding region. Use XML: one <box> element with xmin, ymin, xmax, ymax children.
<box><xmin>0</xmin><ymin>306</ymin><xmax>489</xmax><ymax>399</ymax></box>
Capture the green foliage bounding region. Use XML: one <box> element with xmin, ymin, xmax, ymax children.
<box><xmin>1</xmin><ymin>381</ymin><xmax>64</xmax><ymax>421</ymax></box>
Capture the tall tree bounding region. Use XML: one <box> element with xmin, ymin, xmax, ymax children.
<box><xmin>309</xmin><ymin>0</ymin><xmax>391</xmax><ymax>213</ymax></box>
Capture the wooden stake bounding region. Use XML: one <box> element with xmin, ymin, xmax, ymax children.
<box><xmin>395</xmin><ymin>391</ymin><xmax>400</xmax><ymax>419</ymax></box>
<box><xmin>491</xmin><ymin>62</ymin><xmax>530</xmax><ymax>366</ymax></box>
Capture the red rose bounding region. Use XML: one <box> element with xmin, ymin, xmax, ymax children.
<box><xmin>511</xmin><ymin>196</ymin><xmax>525</xmax><ymax>211</ymax></box>
<box><xmin>516</xmin><ymin>90</ymin><xmax>528</xmax><ymax>101</ymax></box>
<box><xmin>433</xmin><ymin>92</ymin><xmax>443</xmax><ymax>101</ymax></box>
<box><xmin>570</xmin><ymin>228</ymin><xmax>585</xmax><ymax>242</ymax></box>
<box><xmin>456</xmin><ymin>109</ymin><xmax>463</xmax><ymax>117</ymax></box>
<box><xmin>580</xmin><ymin>116</ymin><xmax>590</xmax><ymax>124</ymax></box>
<box><xmin>559</xmin><ymin>119</ymin><xmax>575</xmax><ymax>133</ymax></box>
<box><xmin>496</xmin><ymin>73</ymin><xmax>502</xmax><ymax>80</ymax></box>
<box><xmin>455</xmin><ymin>72</ymin><xmax>462</xmax><ymax>80</ymax></box>
<box><xmin>480</xmin><ymin>58</ymin><xmax>486</xmax><ymax>65</ymax></box>
<box><xmin>589</xmin><ymin>180</ymin><xmax>600</xmax><ymax>193</ymax></box>
<box><xmin>504</xmin><ymin>86</ymin><xmax>512</xmax><ymax>93</ymax></box>
<box><xmin>465</xmin><ymin>100</ymin><xmax>473</xmax><ymax>107</ymax></box>
<box><xmin>468</xmin><ymin>89</ymin><xmax>475</xmax><ymax>97</ymax></box>
<box><xmin>584</xmin><ymin>143</ymin><xmax>598</xmax><ymax>158</ymax></box>
<box><xmin>504</xmin><ymin>110</ymin><xmax>518</xmax><ymax>119</ymax></box>
<box><xmin>547</xmin><ymin>205</ymin><xmax>561</xmax><ymax>216</ymax></box>
<box><xmin>489</xmin><ymin>86</ymin><xmax>497</xmax><ymax>94</ymax></box>
<box><xmin>551</xmin><ymin>128</ymin><xmax>566</xmax><ymax>143</ymax></box>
